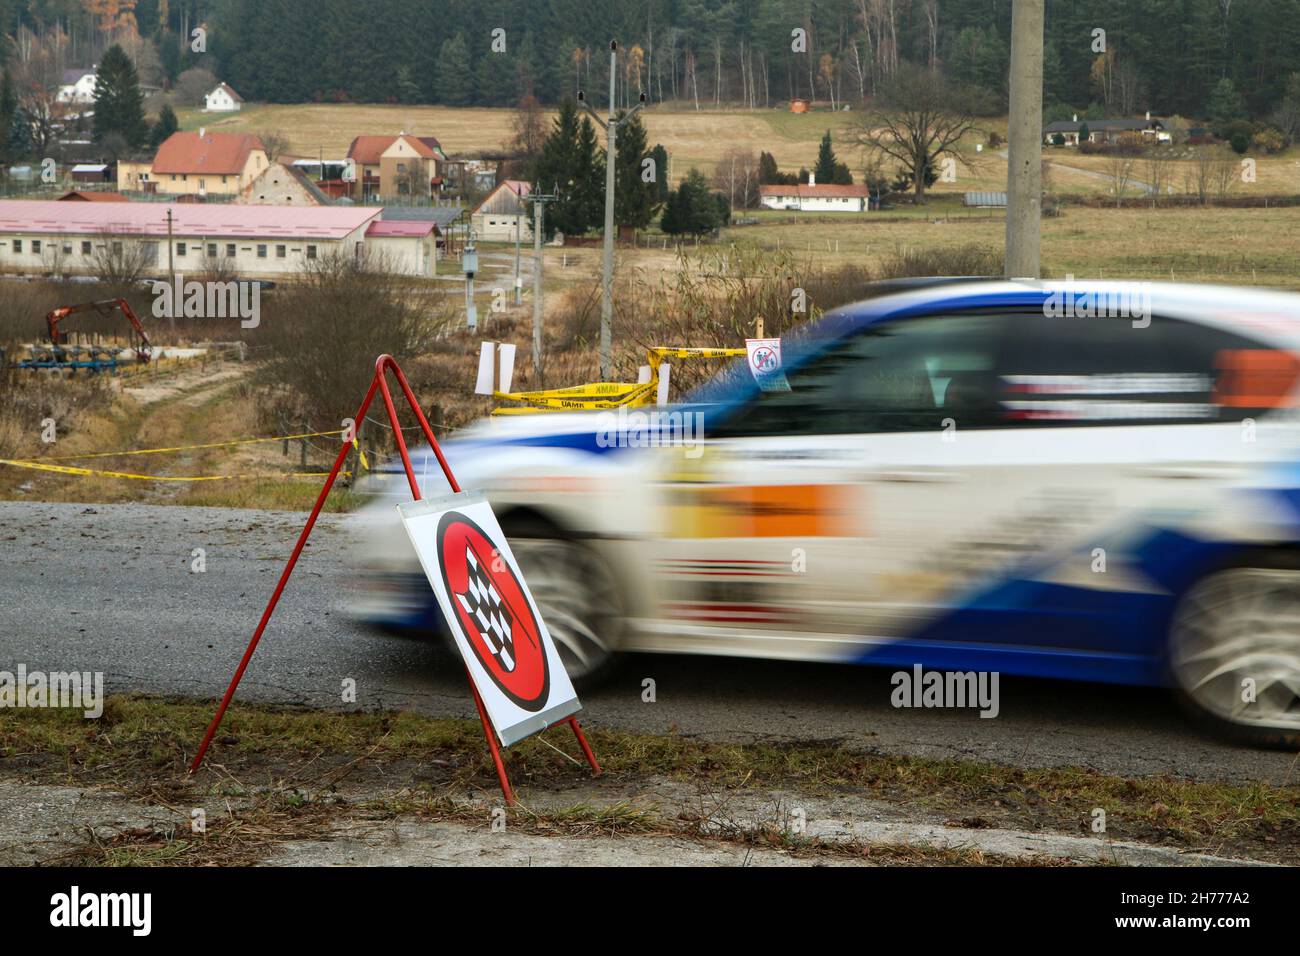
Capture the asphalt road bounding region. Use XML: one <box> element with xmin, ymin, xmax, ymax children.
<box><xmin>3</xmin><ymin>502</ymin><xmax>1297</xmax><ymax>785</ymax></box>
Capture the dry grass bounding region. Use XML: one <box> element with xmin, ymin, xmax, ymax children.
<box><xmin>5</xmin><ymin>695</ymin><xmax>1296</xmax><ymax>865</ymax></box>
<box><xmin>722</xmin><ymin>203</ymin><xmax>1300</xmax><ymax>287</ymax></box>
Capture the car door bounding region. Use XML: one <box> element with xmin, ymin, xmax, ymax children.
<box><xmin>873</xmin><ymin>307</ymin><xmax>1291</xmax><ymax>657</ymax></box>
<box><xmin>639</xmin><ymin>310</ymin><xmax>1011</xmax><ymax>660</ymax></box>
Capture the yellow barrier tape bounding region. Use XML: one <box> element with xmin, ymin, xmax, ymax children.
<box><xmin>507</xmin><ymin>381</ymin><xmax>644</xmax><ymax>400</ymax></box>
<box><xmin>491</xmin><ymin>346</ymin><xmax>745</xmax><ymax>414</ymax></box>
<box><xmin>352</xmin><ymin>439</ymin><xmax>369</xmax><ymax>470</ymax></box>
<box><xmin>494</xmin><ymin>380</ymin><xmax>657</xmax><ymax>410</ymax></box>
<box><xmin>648</xmin><ymin>346</ymin><xmax>745</xmax><ymax>373</ymax></box>
<box><xmin>0</xmin><ymin>458</ymin><xmax>341</xmax><ymax>482</ymax></box>
<box><xmin>19</xmin><ymin>429</ymin><xmax>348</xmax><ymax>463</ymax></box>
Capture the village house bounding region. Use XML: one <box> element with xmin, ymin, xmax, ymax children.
<box><xmin>345</xmin><ymin>133</ymin><xmax>446</xmax><ymax>201</ymax></box>
<box><xmin>758</xmin><ymin>174</ymin><xmax>871</xmax><ymax>212</ymax></box>
<box><xmin>237</xmin><ymin>161</ymin><xmax>332</xmax><ymax>205</ymax></box>
<box><xmin>56</xmin><ymin>68</ymin><xmax>98</xmax><ymax>105</ymax></box>
<box><xmin>203</xmin><ymin>82</ymin><xmax>244</xmax><ymax>112</ymax></box>
<box><xmin>0</xmin><ymin>200</ymin><xmax>436</xmax><ymax>279</ymax></box>
<box><xmin>470</xmin><ymin>180</ymin><xmax>532</xmax><ymax>242</ymax></box>
<box><xmin>57</xmin><ymin>190</ymin><xmax>129</xmax><ymax>202</ymax></box>
<box><xmin>119</xmin><ymin>130</ymin><xmax>268</xmax><ymax>197</ymax></box>
<box><xmin>1043</xmin><ymin>113</ymin><xmax>1170</xmax><ymax>146</ymax></box>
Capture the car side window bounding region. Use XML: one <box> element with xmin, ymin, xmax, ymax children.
<box><xmin>714</xmin><ymin>313</ymin><xmax>1009</xmax><ymax>438</ymax></box>
<box><xmin>998</xmin><ymin>313</ymin><xmax>1291</xmax><ymax>426</ymax></box>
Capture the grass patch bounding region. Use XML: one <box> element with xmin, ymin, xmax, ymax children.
<box><xmin>4</xmin><ymin>695</ymin><xmax>1296</xmax><ymax>865</ymax></box>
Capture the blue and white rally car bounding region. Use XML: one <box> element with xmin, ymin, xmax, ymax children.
<box><xmin>352</xmin><ymin>279</ymin><xmax>1300</xmax><ymax>747</ymax></box>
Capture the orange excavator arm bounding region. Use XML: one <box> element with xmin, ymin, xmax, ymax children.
<box><xmin>46</xmin><ymin>298</ymin><xmax>152</xmax><ymax>363</ymax></box>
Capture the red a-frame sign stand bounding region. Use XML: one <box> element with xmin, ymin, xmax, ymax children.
<box><xmin>189</xmin><ymin>354</ymin><xmax>600</xmax><ymax>805</ymax></box>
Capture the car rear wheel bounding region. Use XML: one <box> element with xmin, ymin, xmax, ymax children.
<box><xmin>504</xmin><ymin>517</ymin><xmax>624</xmax><ymax>691</ymax></box>
<box><xmin>1169</xmin><ymin>562</ymin><xmax>1300</xmax><ymax>748</ymax></box>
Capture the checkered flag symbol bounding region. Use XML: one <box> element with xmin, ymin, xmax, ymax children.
<box><xmin>455</xmin><ymin>546</ymin><xmax>515</xmax><ymax>672</ymax></box>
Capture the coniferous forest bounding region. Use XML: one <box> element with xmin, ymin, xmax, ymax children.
<box><xmin>0</xmin><ymin>0</ymin><xmax>1297</xmax><ymax>121</ymax></box>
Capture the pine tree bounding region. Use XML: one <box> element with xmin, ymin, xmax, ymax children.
<box><xmin>614</xmin><ymin>111</ymin><xmax>658</xmax><ymax>229</ymax></box>
<box><xmin>533</xmin><ymin>98</ymin><xmax>601</xmax><ymax>236</ymax></box>
<box><xmin>1208</xmin><ymin>78</ymin><xmax>1247</xmax><ymax>135</ymax></box>
<box><xmin>571</xmin><ymin>114</ymin><xmax>604</xmax><ymax>234</ymax></box>
<box><xmin>661</xmin><ymin>168</ymin><xmax>719</xmax><ymax>236</ymax></box>
<box><xmin>437</xmin><ymin>33</ymin><xmax>474</xmax><ymax>107</ymax></box>
<box><xmin>649</xmin><ymin>144</ymin><xmax>670</xmax><ymax>201</ymax></box>
<box><xmin>0</xmin><ymin>69</ymin><xmax>17</xmax><ymax>165</ymax></box>
<box><xmin>151</xmin><ymin>103</ymin><xmax>179</xmax><ymax>148</ymax></box>
<box><xmin>93</xmin><ymin>44</ymin><xmax>150</xmax><ymax>151</ymax></box>
<box><xmin>814</xmin><ymin>130</ymin><xmax>837</xmax><ymax>183</ymax></box>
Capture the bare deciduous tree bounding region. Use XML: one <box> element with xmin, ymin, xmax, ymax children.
<box><xmin>1108</xmin><ymin>153</ymin><xmax>1136</xmax><ymax>207</ymax></box>
<box><xmin>255</xmin><ymin>129</ymin><xmax>290</xmax><ymax>163</ymax></box>
<box><xmin>851</xmin><ymin>63</ymin><xmax>978</xmax><ymax>202</ymax></box>
<box><xmin>90</xmin><ymin>231</ymin><xmax>156</xmax><ymax>296</ymax></box>
<box><xmin>508</xmin><ymin>95</ymin><xmax>547</xmax><ymax>165</ymax></box>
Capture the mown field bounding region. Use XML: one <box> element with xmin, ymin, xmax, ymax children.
<box><xmin>177</xmin><ymin>103</ymin><xmax>865</xmax><ymax>181</ymax></box>
<box><xmin>716</xmin><ymin>203</ymin><xmax>1300</xmax><ymax>287</ymax></box>
<box><xmin>177</xmin><ymin>102</ymin><xmax>1300</xmax><ymax>200</ymax></box>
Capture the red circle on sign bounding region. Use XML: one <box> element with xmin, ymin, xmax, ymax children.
<box><xmin>437</xmin><ymin>510</ymin><xmax>550</xmax><ymax>711</ymax></box>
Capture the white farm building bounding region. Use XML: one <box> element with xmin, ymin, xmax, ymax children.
<box><xmin>758</xmin><ymin>175</ymin><xmax>871</xmax><ymax>212</ymax></box>
<box><xmin>0</xmin><ymin>201</ymin><xmax>437</xmax><ymax>279</ymax></box>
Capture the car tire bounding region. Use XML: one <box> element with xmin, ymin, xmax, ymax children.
<box><xmin>500</xmin><ymin>513</ymin><xmax>625</xmax><ymax>692</ymax></box>
<box><xmin>1168</xmin><ymin>555</ymin><xmax>1300</xmax><ymax>749</ymax></box>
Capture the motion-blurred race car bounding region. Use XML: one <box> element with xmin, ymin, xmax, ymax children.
<box><xmin>351</xmin><ymin>279</ymin><xmax>1300</xmax><ymax>747</ymax></box>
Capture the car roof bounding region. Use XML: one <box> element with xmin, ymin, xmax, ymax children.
<box><xmin>814</xmin><ymin>279</ymin><xmax>1300</xmax><ymax>348</ymax></box>
<box><xmin>685</xmin><ymin>279</ymin><xmax>1300</xmax><ymax>408</ymax></box>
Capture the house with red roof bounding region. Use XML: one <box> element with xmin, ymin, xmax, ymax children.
<box><xmin>121</xmin><ymin>130</ymin><xmax>268</xmax><ymax>198</ymax></box>
<box><xmin>758</xmin><ymin>173</ymin><xmax>871</xmax><ymax>212</ymax></box>
<box><xmin>345</xmin><ymin>133</ymin><xmax>446</xmax><ymax>201</ymax></box>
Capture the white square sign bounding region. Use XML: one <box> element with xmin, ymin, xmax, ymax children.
<box><xmin>745</xmin><ymin>337</ymin><xmax>791</xmax><ymax>391</ymax></box>
<box><xmin>398</xmin><ymin>491</ymin><xmax>581</xmax><ymax>745</ymax></box>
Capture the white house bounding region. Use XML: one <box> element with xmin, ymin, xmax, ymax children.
<box><xmin>470</xmin><ymin>180</ymin><xmax>532</xmax><ymax>242</ymax></box>
<box><xmin>758</xmin><ymin>174</ymin><xmax>870</xmax><ymax>212</ymax></box>
<box><xmin>203</xmin><ymin>83</ymin><xmax>244</xmax><ymax>113</ymax></box>
<box><xmin>56</xmin><ymin>68</ymin><xmax>98</xmax><ymax>105</ymax></box>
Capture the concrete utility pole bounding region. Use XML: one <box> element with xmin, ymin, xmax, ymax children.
<box><xmin>1005</xmin><ymin>0</ymin><xmax>1045</xmax><ymax>279</ymax></box>
<box><xmin>513</xmin><ymin>189</ymin><xmax>523</xmax><ymax>305</ymax></box>
<box><xmin>579</xmin><ymin>41</ymin><xmax>646</xmax><ymax>381</ymax></box>
<box><xmin>463</xmin><ymin>228</ymin><xmax>478</xmax><ymax>331</ymax></box>
<box><xmin>165</xmin><ymin>208</ymin><xmax>176</xmax><ymax>330</ymax></box>
<box><xmin>523</xmin><ymin>187</ymin><xmax>558</xmax><ymax>384</ymax></box>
